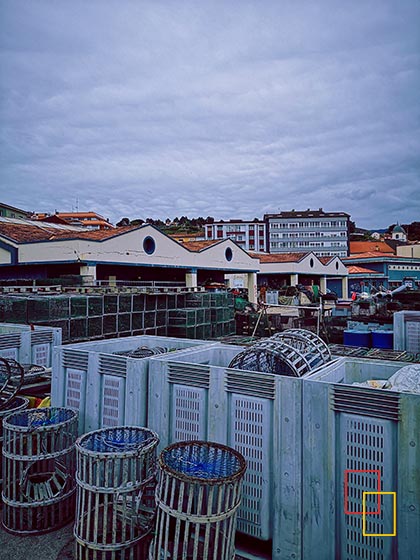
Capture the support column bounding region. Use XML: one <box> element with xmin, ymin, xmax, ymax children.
<box><xmin>290</xmin><ymin>273</ymin><xmax>299</xmax><ymax>286</ymax></box>
<box><xmin>247</xmin><ymin>272</ymin><xmax>257</xmax><ymax>304</ymax></box>
<box><xmin>341</xmin><ymin>276</ymin><xmax>349</xmax><ymax>299</ymax></box>
<box><xmin>319</xmin><ymin>276</ymin><xmax>327</xmax><ymax>294</ymax></box>
<box><xmin>80</xmin><ymin>265</ymin><xmax>97</xmax><ymax>285</ymax></box>
<box><xmin>185</xmin><ymin>268</ymin><xmax>198</xmax><ymax>288</ymax></box>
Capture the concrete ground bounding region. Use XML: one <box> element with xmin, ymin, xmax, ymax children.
<box><xmin>0</xmin><ymin>521</ymin><xmax>74</xmax><ymax>560</ymax></box>
<box><xmin>0</xmin><ymin>523</ymin><xmax>267</xmax><ymax>559</ymax></box>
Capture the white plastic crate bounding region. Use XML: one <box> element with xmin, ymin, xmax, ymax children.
<box><xmin>302</xmin><ymin>358</ymin><xmax>420</xmax><ymax>560</ymax></box>
<box><xmin>0</xmin><ymin>323</ymin><xmax>61</xmax><ymax>366</ymax></box>
<box><xmin>51</xmin><ymin>335</ymin><xmax>216</xmax><ymax>434</ymax></box>
<box><xmin>393</xmin><ymin>310</ymin><xmax>420</xmax><ymax>353</ymax></box>
<box><xmin>148</xmin><ymin>344</ymin><xmax>307</xmax><ymax>556</ymax></box>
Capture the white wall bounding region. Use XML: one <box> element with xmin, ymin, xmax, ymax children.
<box><xmin>0</xmin><ymin>246</ymin><xmax>12</xmax><ymax>264</ymax></box>
<box><xmin>16</xmin><ymin>226</ymin><xmax>259</xmax><ymax>272</ymax></box>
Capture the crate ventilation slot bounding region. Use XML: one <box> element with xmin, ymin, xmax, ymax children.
<box><xmin>168</xmin><ymin>363</ymin><xmax>210</xmax><ymax>388</ymax></box>
<box><xmin>98</xmin><ymin>355</ymin><xmax>127</xmax><ymax>377</ymax></box>
<box><xmin>0</xmin><ymin>334</ymin><xmax>21</xmax><ymax>350</ymax></box>
<box><xmin>31</xmin><ymin>331</ymin><xmax>53</xmax><ymax>345</ymax></box>
<box><xmin>226</xmin><ymin>369</ymin><xmax>276</xmax><ymax>399</ymax></box>
<box><xmin>62</xmin><ymin>349</ymin><xmax>89</xmax><ymax>370</ymax></box>
<box><xmin>331</xmin><ymin>386</ymin><xmax>400</xmax><ymax>421</ymax></box>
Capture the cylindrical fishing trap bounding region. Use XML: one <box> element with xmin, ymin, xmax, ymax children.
<box><xmin>150</xmin><ymin>440</ymin><xmax>246</xmax><ymax>560</ymax></box>
<box><xmin>0</xmin><ymin>396</ymin><xmax>29</xmax><ymax>488</ymax></box>
<box><xmin>228</xmin><ymin>328</ymin><xmax>331</xmax><ymax>377</ymax></box>
<box><xmin>74</xmin><ymin>426</ymin><xmax>159</xmax><ymax>560</ymax></box>
<box><xmin>1</xmin><ymin>406</ymin><xmax>78</xmax><ymax>535</ymax></box>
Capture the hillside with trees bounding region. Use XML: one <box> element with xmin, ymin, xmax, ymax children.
<box><xmin>116</xmin><ymin>216</ymin><xmax>214</xmax><ymax>234</ymax></box>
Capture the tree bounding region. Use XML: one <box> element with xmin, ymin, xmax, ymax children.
<box><xmin>404</xmin><ymin>222</ymin><xmax>420</xmax><ymax>241</ymax></box>
<box><xmin>116</xmin><ymin>217</ymin><xmax>130</xmax><ymax>227</ymax></box>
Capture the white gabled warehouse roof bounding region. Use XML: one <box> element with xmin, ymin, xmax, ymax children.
<box><xmin>0</xmin><ymin>218</ymin><xmax>347</xmax><ymax>277</ymax></box>
<box><xmin>250</xmin><ymin>251</ymin><xmax>348</xmax><ymax>277</ymax></box>
<box><xmin>0</xmin><ymin>219</ymin><xmax>260</xmax><ymax>272</ymax></box>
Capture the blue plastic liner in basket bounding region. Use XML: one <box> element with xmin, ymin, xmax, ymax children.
<box><xmin>163</xmin><ymin>443</ymin><xmax>242</xmax><ymax>480</ymax></box>
<box><xmin>7</xmin><ymin>408</ymin><xmax>75</xmax><ymax>428</ymax></box>
<box><xmin>80</xmin><ymin>427</ymin><xmax>157</xmax><ymax>454</ymax></box>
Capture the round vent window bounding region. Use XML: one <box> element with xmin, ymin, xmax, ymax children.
<box><xmin>336</xmin><ymin>261</ymin><xmax>339</xmax><ymax>270</ymax></box>
<box><xmin>143</xmin><ymin>236</ymin><xmax>156</xmax><ymax>255</ymax></box>
<box><xmin>225</xmin><ymin>247</ymin><xmax>233</xmax><ymax>261</ymax></box>
<box><xmin>310</xmin><ymin>258</ymin><xmax>314</xmax><ymax>268</ymax></box>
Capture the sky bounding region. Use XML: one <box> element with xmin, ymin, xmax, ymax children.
<box><xmin>0</xmin><ymin>1</ymin><xmax>419</xmax><ymax>228</ymax></box>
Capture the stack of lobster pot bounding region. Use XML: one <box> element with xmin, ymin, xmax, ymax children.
<box><xmin>74</xmin><ymin>426</ymin><xmax>159</xmax><ymax>560</ymax></box>
<box><xmin>150</xmin><ymin>440</ymin><xmax>247</xmax><ymax>560</ymax></box>
<box><xmin>1</xmin><ymin>407</ymin><xmax>78</xmax><ymax>534</ymax></box>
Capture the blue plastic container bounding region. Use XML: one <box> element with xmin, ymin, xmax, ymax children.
<box><xmin>343</xmin><ymin>329</ymin><xmax>371</xmax><ymax>348</ymax></box>
<box><xmin>371</xmin><ymin>330</ymin><xmax>393</xmax><ymax>350</ymax></box>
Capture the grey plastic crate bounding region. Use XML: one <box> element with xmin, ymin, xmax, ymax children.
<box><xmin>393</xmin><ymin>310</ymin><xmax>420</xmax><ymax>353</ymax></box>
<box><xmin>0</xmin><ymin>322</ymin><xmax>62</xmax><ymax>366</ymax></box>
<box><xmin>303</xmin><ymin>358</ymin><xmax>420</xmax><ymax>560</ymax></box>
<box><xmin>148</xmin><ymin>344</ymin><xmax>308</xmax><ymax>554</ymax></box>
<box><xmin>51</xmin><ymin>335</ymin><xmax>217</xmax><ymax>435</ymax></box>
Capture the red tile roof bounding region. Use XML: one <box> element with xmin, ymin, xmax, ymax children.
<box><xmin>249</xmin><ymin>252</ymin><xmax>308</xmax><ymax>263</ymax></box>
<box><xmin>343</xmin><ymin>251</ymin><xmax>407</xmax><ymax>259</ymax></box>
<box><xmin>0</xmin><ymin>222</ymin><xmax>138</xmax><ymax>243</ymax></box>
<box><xmin>347</xmin><ymin>266</ymin><xmax>384</xmax><ymax>275</ymax></box>
<box><xmin>350</xmin><ymin>241</ymin><xmax>394</xmax><ymax>254</ymax></box>
<box><xmin>318</xmin><ymin>256</ymin><xmax>334</xmax><ymax>264</ymax></box>
<box><xmin>180</xmin><ymin>240</ymin><xmax>222</xmax><ymax>252</ymax></box>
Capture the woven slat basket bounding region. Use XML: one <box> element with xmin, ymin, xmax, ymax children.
<box><xmin>1</xmin><ymin>406</ymin><xmax>78</xmax><ymax>535</ymax></box>
<box><xmin>74</xmin><ymin>426</ymin><xmax>159</xmax><ymax>560</ymax></box>
<box><xmin>150</xmin><ymin>440</ymin><xmax>246</xmax><ymax>560</ymax></box>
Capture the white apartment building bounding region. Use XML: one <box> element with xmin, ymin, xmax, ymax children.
<box><xmin>264</xmin><ymin>209</ymin><xmax>350</xmax><ymax>257</ymax></box>
<box><xmin>204</xmin><ymin>220</ymin><xmax>267</xmax><ymax>252</ymax></box>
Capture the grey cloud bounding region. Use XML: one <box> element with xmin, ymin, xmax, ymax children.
<box><xmin>1</xmin><ymin>0</ymin><xmax>419</xmax><ymax>227</ymax></box>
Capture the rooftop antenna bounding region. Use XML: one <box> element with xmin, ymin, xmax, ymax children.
<box><xmin>75</xmin><ymin>198</ymin><xmax>79</xmax><ymax>213</ymax></box>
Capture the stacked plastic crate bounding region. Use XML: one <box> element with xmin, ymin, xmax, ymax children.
<box><xmin>0</xmin><ymin>323</ymin><xmax>61</xmax><ymax>367</ymax></box>
<box><xmin>393</xmin><ymin>310</ymin><xmax>420</xmax><ymax>353</ymax></box>
<box><xmin>51</xmin><ymin>334</ymin><xmax>218</xmax><ymax>434</ymax></box>
<box><xmin>302</xmin><ymin>357</ymin><xmax>420</xmax><ymax>560</ymax></box>
<box><xmin>147</xmin><ymin>344</ymin><xmax>307</xmax><ymax>559</ymax></box>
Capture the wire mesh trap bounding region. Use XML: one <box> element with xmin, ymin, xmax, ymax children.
<box><xmin>113</xmin><ymin>345</ymin><xmax>169</xmax><ymax>359</ymax></box>
<box><xmin>228</xmin><ymin>328</ymin><xmax>332</xmax><ymax>377</ymax></box>
<box><xmin>74</xmin><ymin>426</ymin><xmax>159</xmax><ymax>560</ymax></box>
<box><xmin>150</xmin><ymin>440</ymin><xmax>246</xmax><ymax>560</ymax></box>
<box><xmin>1</xmin><ymin>406</ymin><xmax>78</xmax><ymax>535</ymax></box>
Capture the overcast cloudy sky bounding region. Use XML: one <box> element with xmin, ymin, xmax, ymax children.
<box><xmin>1</xmin><ymin>1</ymin><xmax>419</xmax><ymax>228</ymax></box>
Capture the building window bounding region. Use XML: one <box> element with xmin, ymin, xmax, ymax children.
<box><xmin>143</xmin><ymin>236</ymin><xmax>156</xmax><ymax>255</ymax></box>
<box><xmin>225</xmin><ymin>247</ymin><xmax>233</xmax><ymax>261</ymax></box>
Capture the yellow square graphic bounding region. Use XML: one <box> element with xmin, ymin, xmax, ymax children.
<box><xmin>362</xmin><ymin>491</ymin><xmax>397</xmax><ymax>537</ymax></box>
